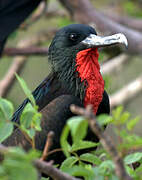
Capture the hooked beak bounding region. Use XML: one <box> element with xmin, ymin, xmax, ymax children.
<box><xmin>81</xmin><ymin>33</ymin><xmax>128</xmax><ymax>48</ymax></box>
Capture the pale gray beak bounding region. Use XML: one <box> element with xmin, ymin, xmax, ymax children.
<box><xmin>81</xmin><ymin>33</ymin><xmax>128</xmax><ymax>48</ymax></box>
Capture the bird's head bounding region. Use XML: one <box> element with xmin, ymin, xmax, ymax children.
<box><xmin>48</xmin><ymin>24</ymin><xmax>128</xmax><ymax>113</ymax></box>
<box><xmin>48</xmin><ymin>24</ymin><xmax>128</xmax><ymax>69</ymax></box>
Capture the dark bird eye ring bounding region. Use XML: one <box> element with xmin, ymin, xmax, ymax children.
<box><xmin>69</xmin><ymin>33</ymin><xmax>78</xmax><ymax>41</ymax></box>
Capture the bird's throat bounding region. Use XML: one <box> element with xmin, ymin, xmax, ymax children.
<box><xmin>76</xmin><ymin>48</ymin><xmax>104</xmax><ymax>114</ymax></box>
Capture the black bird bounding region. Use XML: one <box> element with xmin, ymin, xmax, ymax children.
<box><xmin>4</xmin><ymin>24</ymin><xmax>128</xmax><ymax>163</ymax></box>
<box><xmin>0</xmin><ymin>0</ymin><xmax>42</xmax><ymax>55</ymax></box>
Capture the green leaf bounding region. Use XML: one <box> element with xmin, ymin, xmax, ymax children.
<box><xmin>119</xmin><ymin>112</ymin><xmax>130</xmax><ymax>124</ymax></box>
<box><xmin>93</xmin><ymin>167</ymin><xmax>104</xmax><ymax>180</ymax></box>
<box><xmin>0</xmin><ymin>147</ymin><xmax>38</xmax><ymax>180</ymax></box>
<box><xmin>20</xmin><ymin>103</ymin><xmax>41</xmax><ymax>132</ymax></box>
<box><xmin>0</xmin><ymin>98</ymin><xmax>14</xmax><ymax>121</ymax></box>
<box><xmin>25</xmin><ymin>149</ymin><xmax>41</xmax><ymax>161</ymax></box>
<box><xmin>71</xmin><ymin>140</ymin><xmax>98</xmax><ymax>152</ymax></box>
<box><xmin>60</xmin><ymin>125</ymin><xmax>71</xmax><ymax>157</ymax></box>
<box><xmin>124</xmin><ymin>152</ymin><xmax>142</xmax><ymax>165</ymax></box>
<box><xmin>135</xmin><ymin>164</ymin><xmax>142</xmax><ymax>175</ymax></box>
<box><xmin>67</xmin><ymin>116</ymin><xmax>88</xmax><ymax>143</ymax></box>
<box><xmin>25</xmin><ymin>128</ymin><xmax>36</xmax><ymax>139</ymax></box>
<box><xmin>127</xmin><ymin>117</ymin><xmax>140</xmax><ymax>131</ymax></box>
<box><xmin>8</xmin><ymin>147</ymin><xmax>26</xmax><ymax>157</ymax></box>
<box><xmin>20</xmin><ymin>103</ymin><xmax>35</xmax><ymax>129</ymax></box>
<box><xmin>80</xmin><ymin>153</ymin><xmax>102</xmax><ymax>165</ymax></box>
<box><xmin>7</xmin><ymin>147</ymin><xmax>39</xmax><ymax>161</ymax></box>
<box><xmin>0</xmin><ymin>122</ymin><xmax>13</xmax><ymax>143</ymax></box>
<box><xmin>112</xmin><ymin>106</ymin><xmax>123</xmax><ymax>121</ymax></box>
<box><xmin>119</xmin><ymin>133</ymin><xmax>142</xmax><ymax>150</ymax></box>
<box><xmin>32</xmin><ymin>113</ymin><xmax>42</xmax><ymax>131</ymax></box>
<box><xmin>97</xmin><ymin>114</ymin><xmax>113</xmax><ymax>126</ymax></box>
<box><xmin>125</xmin><ymin>165</ymin><xmax>135</xmax><ymax>177</ymax></box>
<box><xmin>60</xmin><ymin>156</ymin><xmax>78</xmax><ymax>171</ymax></box>
<box><xmin>3</xmin><ymin>158</ymin><xmax>37</xmax><ymax>180</ymax></box>
<box><xmin>99</xmin><ymin>160</ymin><xmax>115</xmax><ymax>176</ymax></box>
<box><xmin>41</xmin><ymin>178</ymin><xmax>50</xmax><ymax>180</ymax></box>
<box><xmin>15</xmin><ymin>74</ymin><xmax>36</xmax><ymax>106</ymax></box>
<box><xmin>109</xmin><ymin>174</ymin><xmax>119</xmax><ymax>180</ymax></box>
<box><xmin>62</xmin><ymin>165</ymin><xmax>94</xmax><ymax>180</ymax></box>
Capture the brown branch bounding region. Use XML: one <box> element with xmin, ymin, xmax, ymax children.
<box><xmin>70</xmin><ymin>105</ymin><xmax>133</xmax><ymax>180</ymax></box>
<box><xmin>101</xmin><ymin>53</ymin><xmax>129</xmax><ymax>75</ymax></box>
<box><xmin>110</xmin><ymin>75</ymin><xmax>142</xmax><ymax>109</ymax></box>
<box><xmin>59</xmin><ymin>0</ymin><xmax>142</xmax><ymax>54</ymax></box>
<box><xmin>34</xmin><ymin>159</ymin><xmax>81</xmax><ymax>180</ymax></box>
<box><xmin>3</xmin><ymin>47</ymin><xmax>48</xmax><ymax>56</ymax></box>
<box><xmin>40</xmin><ymin>131</ymin><xmax>54</xmax><ymax>161</ymax></box>
<box><xmin>106</xmin><ymin>12</ymin><xmax>142</xmax><ymax>32</ymax></box>
<box><xmin>0</xmin><ymin>56</ymin><xmax>26</xmax><ymax>97</ymax></box>
<box><xmin>45</xmin><ymin>148</ymin><xmax>62</xmax><ymax>157</ymax></box>
<box><xmin>0</xmin><ymin>143</ymin><xmax>80</xmax><ymax>180</ymax></box>
<box><xmin>45</xmin><ymin>9</ymin><xmax>67</xmax><ymax>18</ymax></box>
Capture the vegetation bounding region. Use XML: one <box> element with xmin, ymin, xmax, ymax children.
<box><xmin>0</xmin><ymin>76</ymin><xmax>142</xmax><ymax>179</ymax></box>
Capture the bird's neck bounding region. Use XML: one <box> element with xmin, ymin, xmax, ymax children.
<box><xmin>50</xmin><ymin>48</ymin><xmax>104</xmax><ymax>114</ymax></box>
<box><xmin>75</xmin><ymin>48</ymin><xmax>104</xmax><ymax>114</ymax></box>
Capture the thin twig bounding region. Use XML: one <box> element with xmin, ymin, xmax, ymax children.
<box><xmin>40</xmin><ymin>131</ymin><xmax>54</xmax><ymax>161</ymax></box>
<box><xmin>0</xmin><ymin>55</ymin><xmax>26</xmax><ymax>97</ymax></box>
<box><xmin>3</xmin><ymin>47</ymin><xmax>48</xmax><ymax>56</ymax></box>
<box><xmin>70</xmin><ymin>104</ymin><xmax>133</xmax><ymax>180</ymax></box>
<box><xmin>45</xmin><ymin>148</ymin><xmax>62</xmax><ymax>157</ymax></box>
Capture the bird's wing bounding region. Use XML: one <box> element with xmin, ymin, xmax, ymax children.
<box><xmin>11</xmin><ymin>74</ymin><xmax>54</xmax><ymax>123</ymax></box>
<box><xmin>4</xmin><ymin>95</ymin><xmax>83</xmax><ymax>164</ymax></box>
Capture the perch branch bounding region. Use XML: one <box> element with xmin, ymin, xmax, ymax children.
<box><xmin>106</xmin><ymin>12</ymin><xmax>142</xmax><ymax>32</ymax></box>
<box><xmin>110</xmin><ymin>75</ymin><xmax>142</xmax><ymax>109</ymax></box>
<box><xmin>34</xmin><ymin>159</ymin><xmax>81</xmax><ymax>180</ymax></box>
<box><xmin>0</xmin><ymin>56</ymin><xmax>26</xmax><ymax>97</ymax></box>
<box><xmin>101</xmin><ymin>53</ymin><xmax>129</xmax><ymax>75</ymax></box>
<box><xmin>71</xmin><ymin>104</ymin><xmax>133</xmax><ymax>180</ymax></box>
<box><xmin>3</xmin><ymin>47</ymin><xmax>48</xmax><ymax>56</ymax></box>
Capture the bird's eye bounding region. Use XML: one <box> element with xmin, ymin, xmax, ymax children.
<box><xmin>69</xmin><ymin>33</ymin><xmax>78</xmax><ymax>41</ymax></box>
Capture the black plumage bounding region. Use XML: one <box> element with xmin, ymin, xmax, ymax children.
<box><xmin>0</xmin><ymin>0</ymin><xmax>42</xmax><ymax>55</ymax></box>
<box><xmin>3</xmin><ymin>24</ymin><xmax>113</xmax><ymax>164</ymax></box>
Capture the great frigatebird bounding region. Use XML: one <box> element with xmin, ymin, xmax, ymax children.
<box><xmin>3</xmin><ymin>24</ymin><xmax>128</xmax><ymax>163</ymax></box>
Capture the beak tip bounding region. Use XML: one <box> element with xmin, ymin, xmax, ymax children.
<box><xmin>118</xmin><ymin>33</ymin><xmax>128</xmax><ymax>48</ymax></box>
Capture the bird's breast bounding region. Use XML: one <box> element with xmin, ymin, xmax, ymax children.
<box><xmin>76</xmin><ymin>48</ymin><xmax>104</xmax><ymax>114</ymax></box>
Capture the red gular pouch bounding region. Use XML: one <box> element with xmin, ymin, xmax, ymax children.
<box><xmin>76</xmin><ymin>48</ymin><xmax>104</xmax><ymax>114</ymax></box>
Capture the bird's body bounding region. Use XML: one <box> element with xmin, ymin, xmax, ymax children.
<box><xmin>12</xmin><ymin>24</ymin><xmax>109</xmax><ymax>124</ymax></box>
<box><xmin>4</xmin><ymin>24</ymin><xmax>127</xmax><ymax>163</ymax></box>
